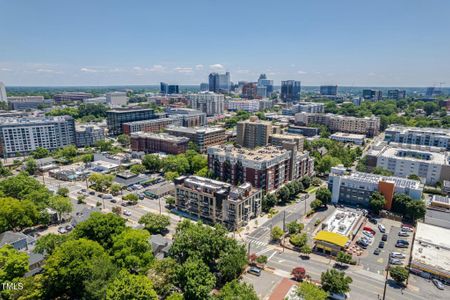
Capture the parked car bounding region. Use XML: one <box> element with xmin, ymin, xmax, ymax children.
<box><xmin>123</xmin><ymin>210</ymin><xmax>132</xmax><ymax>216</ymax></box>
<box><xmin>58</xmin><ymin>227</ymin><xmax>67</xmax><ymax>234</ymax></box>
<box><xmin>389</xmin><ymin>258</ymin><xmax>403</xmax><ymax>265</ymax></box>
<box><xmin>395</xmin><ymin>242</ymin><xmax>408</xmax><ymax>248</ymax></box>
<box><xmin>378</xmin><ymin>241</ymin><xmax>385</xmax><ymax>248</ymax></box>
<box><xmin>328</xmin><ymin>292</ymin><xmax>349</xmax><ymax>300</ymax></box>
<box><xmin>378</xmin><ymin>224</ymin><xmax>386</xmax><ymax>233</ymax></box>
<box><xmin>398</xmin><ymin>231</ymin><xmax>410</xmax><ymax>237</ymax></box>
<box><xmin>432</xmin><ymin>279</ymin><xmax>445</xmax><ymax>290</ymax></box>
<box><xmin>374</xmin><ymin>248</ymin><xmax>381</xmax><ymax>255</ymax></box>
<box><xmin>401</xmin><ymin>225</ymin><xmax>414</xmax><ymax>232</ymax></box>
<box><xmin>397</xmin><ymin>239</ymin><xmax>410</xmax><ymax>245</ymax></box>
<box><xmin>390</xmin><ymin>252</ymin><xmax>406</xmax><ymax>259</ymax></box>
<box><xmin>102</xmin><ymin>194</ymin><xmax>113</xmax><ymax>200</ymax></box>
<box><xmin>362</xmin><ymin>231</ymin><xmax>374</xmax><ymax>238</ymax></box>
<box><xmin>248</xmin><ymin>266</ymin><xmax>262</xmax><ymax>277</ymax></box>
<box><xmin>363</xmin><ymin>226</ymin><xmax>376</xmax><ymax>235</ymax></box>
<box><xmin>65</xmin><ymin>225</ymin><xmax>73</xmax><ymax>231</ymax></box>
<box><xmin>89</xmin><ymin>191</ymin><xmax>95</xmax><ymax>195</ymax></box>
<box><xmin>368</xmin><ymin>217</ymin><xmax>378</xmax><ymax>224</ymax></box>
<box><xmin>357</xmin><ymin>240</ymin><xmax>368</xmax><ymax>249</ymax></box>
<box><xmin>110</xmin><ymin>199</ymin><xmax>117</xmax><ymax>203</ymax></box>
<box><xmin>382</xmin><ymin>234</ymin><xmax>388</xmax><ymax>241</ymax></box>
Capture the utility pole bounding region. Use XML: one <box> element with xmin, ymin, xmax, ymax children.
<box><xmin>283</xmin><ymin>211</ymin><xmax>286</xmax><ymax>232</ymax></box>
<box><xmin>382</xmin><ymin>261</ymin><xmax>390</xmax><ymax>300</ymax></box>
<box><xmin>247</xmin><ymin>241</ymin><xmax>252</xmax><ymax>256</ymax></box>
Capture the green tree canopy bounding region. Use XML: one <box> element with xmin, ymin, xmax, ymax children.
<box><xmin>142</xmin><ymin>154</ymin><xmax>162</xmax><ymax>172</ymax></box>
<box><xmin>176</xmin><ymin>257</ymin><xmax>216</xmax><ymax>300</ymax></box>
<box><xmin>0</xmin><ymin>245</ymin><xmax>29</xmax><ymax>282</ymax></box>
<box><xmin>215</xmin><ymin>280</ymin><xmax>258</xmax><ymax>300</ymax></box>
<box><xmin>32</xmin><ymin>147</ymin><xmax>50</xmax><ymax>159</ymax></box>
<box><xmin>49</xmin><ymin>195</ymin><xmax>73</xmax><ymax>220</ymax></box>
<box><xmin>369</xmin><ymin>192</ymin><xmax>385</xmax><ymax>215</ymax></box>
<box><xmin>42</xmin><ymin>238</ymin><xmax>110</xmax><ymax>299</ymax></box>
<box><xmin>88</xmin><ymin>173</ymin><xmax>114</xmax><ymax>192</ymax></box>
<box><xmin>34</xmin><ymin>233</ymin><xmax>71</xmax><ymax>256</ymax></box>
<box><xmin>271</xmin><ymin>226</ymin><xmax>284</xmax><ymax>241</ymax></box>
<box><xmin>111</xmin><ymin>229</ymin><xmax>154</xmax><ymax>273</ymax></box>
<box><xmin>316</xmin><ymin>187</ymin><xmax>332</xmax><ymax>206</ymax></box>
<box><xmin>389</xmin><ymin>266</ymin><xmax>409</xmax><ymax>285</ymax></box>
<box><xmin>297</xmin><ymin>282</ymin><xmax>328</xmax><ymax>300</ymax></box>
<box><xmin>147</xmin><ymin>258</ymin><xmax>180</xmax><ymax>298</ymax></box>
<box><xmin>73</xmin><ymin>212</ymin><xmax>126</xmax><ymax>249</ymax></box>
<box><xmin>320</xmin><ymin>269</ymin><xmax>353</xmax><ymax>295</ymax></box>
<box><xmin>0</xmin><ymin>197</ymin><xmax>40</xmax><ymax>232</ymax></box>
<box><xmin>105</xmin><ymin>269</ymin><xmax>158</xmax><ymax>300</ymax></box>
<box><xmin>138</xmin><ymin>212</ymin><xmax>170</xmax><ymax>234</ymax></box>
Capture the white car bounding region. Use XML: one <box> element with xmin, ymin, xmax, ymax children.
<box><xmin>123</xmin><ymin>210</ymin><xmax>132</xmax><ymax>216</ymax></box>
<box><xmin>378</xmin><ymin>224</ymin><xmax>386</xmax><ymax>233</ymax></box>
<box><xmin>390</xmin><ymin>252</ymin><xmax>406</xmax><ymax>259</ymax></box>
<box><xmin>58</xmin><ymin>227</ymin><xmax>67</xmax><ymax>234</ymax></box>
<box><xmin>398</xmin><ymin>231</ymin><xmax>410</xmax><ymax>237</ymax></box>
<box><xmin>401</xmin><ymin>226</ymin><xmax>413</xmax><ymax>232</ymax></box>
<box><xmin>432</xmin><ymin>279</ymin><xmax>445</xmax><ymax>290</ymax></box>
<box><xmin>362</xmin><ymin>231</ymin><xmax>374</xmax><ymax>238</ymax></box>
<box><xmin>389</xmin><ymin>258</ymin><xmax>403</xmax><ymax>265</ymax></box>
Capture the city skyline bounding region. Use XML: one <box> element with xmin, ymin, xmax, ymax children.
<box><xmin>1</xmin><ymin>0</ymin><xmax>450</xmax><ymax>87</ymax></box>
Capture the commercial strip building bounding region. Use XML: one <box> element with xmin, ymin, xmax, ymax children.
<box><xmin>188</xmin><ymin>92</ymin><xmax>225</xmax><ymax>116</ymax></box>
<box><xmin>295</xmin><ymin>112</ymin><xmax>380</xmax><ymax>137</ymax></box>
<box><xmin>7</xmin><ymin>96</ymin><xmax>49</xmax><ymax>110</ymax></box>
<box><xmin>174</xmin><ymin>175</ymin><xmax>262</xmax><ymax>230</ymax></box>
<box><xmin>106</xmin><ymin>108</ymin><xmax>157</xmax><ymax>135</ymax></box>
<box><xmin>164</xmin><ymin>126</ymin><xmax>226</xmax><ymax>153</ymax></box>
<box><xmin>53</xmin><ymin>92</ymin><xmax>93</xmax><ymax>102</ymax></box>
<box><xmin>367</xmin><ymin>143</ymin><xmax>450</xmax><ymax>185</ymax></box>
<box><xmin>385</xmin><ymin>126</ymin><xmax>450</xmax><ymax>150</ymax></box>
<box><xmin>106</xmin><ymin>92</ymin><xmax>128</xmax><ymax>106</ymax></box>
<box><xmin>282</xmin><ymin>102</ymin><xmax>325</xmax><ymax>115</ymax></box>
<box><xmin>0</xmin><ymin>116</ymin><xmax>75</xmax><ymax>157</ymax></box>
<box><xmin>328</xmin><ymin>166</ymin><xmax>423</xmax><ymax>209</ymax></box>
<box><xmin>236</xmin><ymin>116</ymin><xmax>273</xmax><ymax>149</ymax></box>
<box><xmin>130</xmin><ymin>132</ymin><xmax>189</xmax><ymax>155</ymax></box>
<box><xmin>330</xmin><ymin>132</ymin><xmax>366</xmax><ymax>145</ymax></box>
<box><xmin>208</xmin><ymin>144</ymin><xmax>314</xmax><ymax>192</ymax></box>
<box><xmin>410</xmin><ymin>222</ymin><xmax>450</xmax><ymax>283</ymax></box>
<box><xmin>75</xmin><ymin>124</ymin><xmax>106</xmax><ymax>147</ymax></box>
<box><xmin>314</xmin><ymin>209</ymin><xmax>365</xmax><ymax>256</ymax></box>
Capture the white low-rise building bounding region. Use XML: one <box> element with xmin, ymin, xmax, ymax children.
<box><xmin>330</xmin><ymin>132</ymin><xmax>365</xmax><ymax>145</ymax></box>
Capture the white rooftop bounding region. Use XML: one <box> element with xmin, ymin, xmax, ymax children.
<box><xmin>322</xmin><ymin>208</ymin><xmax>363</xmax><ymax>237</ymax></box>
<box><xmin>412</xmin><ymin>222</ymin><xmax>450</xmax><ymax>276</ymax></box>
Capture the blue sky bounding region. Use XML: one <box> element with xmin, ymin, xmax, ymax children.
<box><xmin>1</xmin><ymin>0</ymin><xmax>449</xmax><ymax>86</ymax></box>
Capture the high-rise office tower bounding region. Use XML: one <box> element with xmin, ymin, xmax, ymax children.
<box><xmin>362</xmin><ymin>89</ymin><xmax>383</xmax><ymax>101</ymax></box>
<box><xmin>187</xmin><ymin>92</ymin><xmax>225</xmax><ymax>116</ymax></box>
<box><xmin>281</xmin><ymin>80</ymin><xmax>301</xmax><ymax>102</ymax></box>
<box><xmin>320</xmin><ymin>85</ymin><xmax>338</xmax><ymax>96</ymax></box>
<box><xmin>208</xmin><ymin>72</ymin><xmax>231</xmax><ymax>93</ymax></box>
<box><xmin>160</xmin><ymin>82</ymin><xmax>168</xmax><ymax>94</ymax></box>
<box><xmin>258</xmin><ymin>74</ymin><xmax>274</xmax><ymax>95</ymax></box>
<box><xmin>242</xmin><ymin>82</ymin><xmax>258</xmax><ymax>99</ymax></box>
<box><xmin>199</xmin><ymin>82</ymin><xmax>209</xmax><ymax>91</ymax></box>
<box><xmin>387</xmin><ymin>89</ymin><xmax>406</xmax><ymax>100</ymax></box>
<box><xmin>0</xmin><ymin>82</ymin><xmax>7</xmax><ymax>103</ymax></box>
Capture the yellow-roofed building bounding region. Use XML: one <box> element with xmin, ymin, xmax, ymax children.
<box><xmin>314</xmin><ymin>230</ymin><xmax>349</xmax><ymax>256</ymax></box>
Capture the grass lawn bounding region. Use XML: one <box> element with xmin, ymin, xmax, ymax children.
<box><xmin>305</xmin><ymin>186</ymin><xmax>319</xmax><ymax>194</ymax></box>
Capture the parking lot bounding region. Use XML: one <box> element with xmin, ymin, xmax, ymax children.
<box><xmin>354</xmin><ymin>218</ymin><xmax>412</xmax><ymax>275</ymax></box>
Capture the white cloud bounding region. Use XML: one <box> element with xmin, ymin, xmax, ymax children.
<box><xmin>35</xmin><ymin>68</ymin><xmax>62</xmax><ymax>74</ymax></box>
<box><xmin>148</xmin><ymin>65</ymin><xmax>166</xmax><ymax>72</ymax></box>
<box><xmin>209</xmin><ymin>63</ymin><xmax>224</xmax><ymax>71</ymax></box>
<box><xmin>132</xmin><ymin>66</ymin><xmax>143</xmax><ymax>71</ymax></box>
<box><xmin>80</xmin><ymin>67</ymin><xmax>98</xmax><ymax>73</ymax></box>
<box><xmin>175</xmin><ymin>67</ymin><xmax>193</xmax><ymax>73</ymax></box>
<box><xmin>297</xmin><ymin>70</ymin><xmax>307</xmax><ymax>75</ymax></box>
<box><xmin>0</xmin><ymin>68</ymin><xmax>12</xmax><ymax>72</ymax></box>
<box><xmin>195</xmin><ymin>64</ymin><xmax>204</xmax><ymax>70</ymax></box>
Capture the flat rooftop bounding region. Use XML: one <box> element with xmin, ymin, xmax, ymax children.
<box><xmin>381</xmin><ymin>147</ymin><xmax>447</xmax><ymax>164</ymax></box>
<box><xmin>412</xmin><ymin>222</ymin><xmax>450</xmax><ymax>277</ymax></box>
<box><xmin>322</xmin><ymin>208</ymin><xmax>363</xmax><ymax>237</ymax></box>
<box><xmin>130</xmin><ymin>131</ymin><xmax>189</xmax><ymax>142</ymax></box>
<box><xmin>387</xmin><ymin>126</ymin><xmax>450</xmax><ymax>136</ymax></box>
<box><xmin>124</xmin><ymin>117</ymin><xmax>174</xmax><ymax>126</ymax></box>
<box><xmin>330</xmin><ymin>132</ymin><xmax>366</xmax><ymax>139</ymax></box>
<box><xmin>0</xmin><ymin>115</ymin><xmax>71</xmax><ymax>125</ymax></box>
<box><xmin>208</xmin><ymin>144</ymin><xmax>290</xmax><ymax>161</ymax></box>
<box><xmin>165</xmin><ymin>125</ymin><xmax>224</xmax><ymax>134</ymax></box>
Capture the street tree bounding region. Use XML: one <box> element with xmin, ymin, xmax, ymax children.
<box><xmin>117</xmin><ymin>134</ymin><xmax>130</xmax><ymax>146</ymax></box>
<box><xmin>316</xmin><ymin>187</ymin><xmax>332</xmax><ymax>206</ymax></box>
<box><xmin>88</xmin><ymin>173</ymin><xmax>114</xmax><ymax>192</ymax></box>
<box><xmin>57</xmin><ymin>187</ymin><xmax>69</xmax><ymax>197</ymax></box>
<box><xmin>49</xmin><ymin>195</ymin><xmax>73</xmax><ymax>221</ymax></box>
<box><xmin>215</xmin><ymin>280</ymin><xmax>258</xmax><ymax>300</ymax></box>
<box><xmin>123</xmin><ymin>193</ymin><xmax>139</xmax><ymax>204</ymax></box>
<box><xmin>25</xmin><ymin>158</ymin><xmax>38</xmax><ymax>175</ymax></box>
<box><xmin>300</xmin><ymin>244</ymin><xmax>312</xmax><ymax>257</ymax></box>
<box><xmin>262</xmin><ymin>193</ymin><xmax>277</xmax><ymax>212</ymax></box>
<box><xmin>165</xmin><ymin>195</ymin><xmax>175</xmax><ymax>208</ymax></box>
<box><xmin>271</xmin><ymin>226</ymin><xmax>284</xmax><ymax>241</ymax></box>
<box><xmin>277</xmin><ymin>186</ymin><xmax>291</xmax><ymax>204</ymax></box>
<box><xmin>217</xmin><ymin>243</ymin><xmax>247</xmax><ymax>283</ymax></box>
<box><xmin>290</xmin><ymin>233</ymin><xmax>307</xmax><ymax>248</ymax></box>
<box><xmin>32</xmin><ymin>147</ymin><xmax>50</xmax><ymax>159</ymax></box>
<box><xmin>310</xmin><ymin>199</ymin><xmax>322</xmax><ymax>211</ymax></box>
<box><xmin>138</xmin><ymin>212</ymin><xmax>170</xmax><ymax>234</ymax></box>
<box><xmin>336</xmin><ymin>251</ymin><xmax>353</xmax><ymax>266</ymax></box>
<box><xmin>142</xmin><ymin>154</ymin><xmax>162</xmax><ymax>172</ymax></box>
<box><xmin>130</xmin><ymin>164</ymin><xmax>146</xmax><ymax>174</ymax></box>
<box><xmin>297</xmin><ymin>282</ymin><xmax>328</xmax><ymax>300</ymax></box>
<box><xmin>287</xmin><ymin>221</ymin><xmax>304</xmax><ymax>234</ymax></box>
<box><xmin>34</xmin><ymin>233</ymin><xmax>70</xmax><ymax>256</ymax></box>
<box><xmin>110</xmin><ymin>183</ymin><xmax>122</xmax><ymax>195</ymax></box>
<box><xmin>0</xmin><ymin>197</ymin><xmax>40</xmax><ymax>232</ymax></box>
<box><xmin>320</xmin><ymin>269</ymin><xmax>353</xmax><ymax>295</ymax></box>
<box><xmin>389</xmin><ymin>266</ymin><xmax>409</xmax><ymax>285</ymax></box>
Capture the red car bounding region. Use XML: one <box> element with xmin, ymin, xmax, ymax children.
<box><xmin>363</xmin><ymin>226</ymin><xmax>376</xmax><ymax>235</ymax></box>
